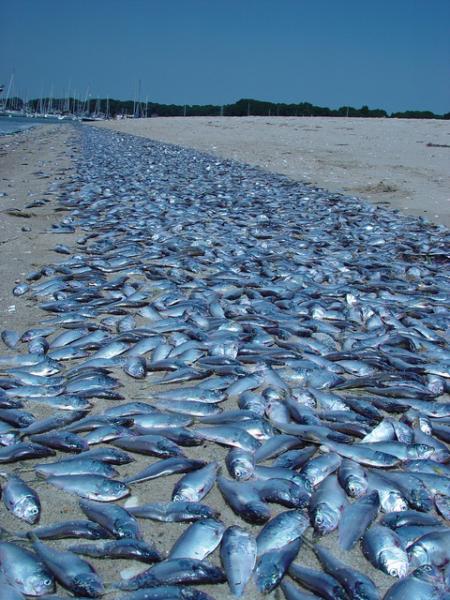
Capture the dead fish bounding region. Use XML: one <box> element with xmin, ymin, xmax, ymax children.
<box><xmin>79</xmin><ymin>498</ymin><xmax>142</xmax><ymax>539</ymax></box>
<box><xmin>29</xmin><ymin>533</ymin><xmax>104</xmax><ymax>598</ymax></box>
<box><xmin>172</xmin><ymin>461</ymin><xmax>219</xmax><ymax>502</ymax></box>
<box><xmin>220</xmin><ymin>526</ymin><xmax>257</xmax><ymax>597</ymax></box>
<box><xmin>69</xmin><ymin>538</ymin><xmax>162</xmax><ymax>564</ymax></box>
<box><xmin>255</xmin><ymin>538</ymin><xmax>301</xmax><ymax>593</ymax></box>
<box><xmin>256</xmin><ymin>510</ymin><xmax>308</xmax><ymax>556</ymax></box>
<box><xmin>383</xmin><ymin>565</ymin><xmax>444</xmax><ymax>600</ymax></box>
<box><xmin>2</xmin><ymin>474</ymin><xmax>41</xmax><ymax>524</ymax></box>
<box><xmin>289</xmin><ymin>562</ymin><xmax>347</xmax><ymax>600</ymax></box>
<box><xmin>314</xmin><ymin>544</ymin><xmax>380</xmax><ymax>600</ymax></box>
<box><xmin>112</xmin><ymin>434</ymin><xmax>184</xmax><ymax>458</ymax></box>
<box><xmin>15</xmin><ymin>519</ymin><xmax>112</xmax><ymax>541</ymax></box>
<box><xmin>117</xmin><ymin>557</ymin><xmax>226</xmax><ymax>591</ymax></box>
<box><xmin>34</xmin><ymin>457</ymin><xmax>118</xmax><ymax>478</ymax></box>
<box><xmin>123</xmin><ymin>457</ymin><xmax>205</xmax><ymax>485</ymax></box>
<box><xmin>225</xmin><ymin>448</ymin><xmax>255</xmax><ymax>481</ymax></box>
<box><xmin>408</xmin><ymin>530</ymin><xmax>450</xmax><ymax>568</ymax></box>
<box><xmin>309</xmin><ymin>475</ymin><xmax>348</xmax><ymax>535</ymax></box>
<box><xmin>337</xmin><ymin>458</ymin><xmax>368</xmax><ymax>497</ymax></box>
<box><xmin>338</xmin><ymin>490</ymin><xmax>380</xmax><ymax>550</ymax></box>
<box><xmin>45</xmin><ymin>474</ymin><xmax>129</xmax><ymax>501</ymax></box>
<box><xmin>169</xmin><ymin>518</ymin><xmax>225</xmax><ymax>560</ymax></box>
<box><xmin>217</xmin><ymin>475</ymin><xmax>271</xmax><ymax>524</ymax></box>
<box><xmin>362</xmin><ymin>524</ymin><xmax>409</xmax><ymax>578</ymax></box>
<box><xmin>0</xmin><ymin>442</ymin><xmax>55</xmax><ymax>463</ymax></box>
<box><xmin>128</xmin><ymin>501</ymin><xmax>219</xmax><ymax>522</ymax></box>
<box><xmin>0</xmin><ymin>541</ymin><xmax>55</xmax><ymax>596</ymax></box>
<box><xmin>194</xmin><ymin>425</ymin><xmax>261</xmax><ymax>452</ymax></box>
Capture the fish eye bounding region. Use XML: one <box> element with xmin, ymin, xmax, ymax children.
<box><xmin>44</xmin><ymin>579</ymin><xmax>52</xmax><ymax>586</ymax></box>
<box><xmin>390</xmin><ymin>569</ymin><xmax>398</xmax><ymax>577</ymax></box>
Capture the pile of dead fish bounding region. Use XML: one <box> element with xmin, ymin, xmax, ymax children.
<box><xmin>1</xmin><ymin>126</ymin><xmax>450</xmax><ymax>600</ymax></box>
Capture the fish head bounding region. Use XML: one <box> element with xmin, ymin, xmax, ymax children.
<box><xmin>346</xmin><ymin>475</ymin><xmax>368</xmax><ymax>498</ymax></box>
<box><xmin>72</xmin><ymin>573</ymin><xmax>104</xmax><ymax>597</ymax></box>
<box><xmin>408</xmin><ymin>444</ymin><xmax>434</xmax><ymax>460</ymax></box>
<box><xmin>24</xmin><ymin>571</ymin><xmax>55</xmax><ymax>596</ymax></box>
<box><xmin>384</xmin><ymin>492</ymin><xmax>408</xmax><ymax>513</ymax></box>
<box><xmin>233</xmin><ymin>459</ymin><xmax>254</xmax><ymax>481</ymax></box>
<box><xmin>15</xmin><ymin>497</ymin><xmax>40</xmax><ymax>524</ymax></box>
<box><xmin>380</xmin><ymin>548</ymin><xmax>409</xmax><ymax>578</ymax></box>
<box><xmin>311</xmin><ymin>503</ymin><xmax>339</xmax><ymax>534</ymax></box>
<box><xmin>98</xmin><ymin>479</ymin><xmax>129</xmax><ymax>501</ymax></box>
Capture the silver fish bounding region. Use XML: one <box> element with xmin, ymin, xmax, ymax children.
<box><xmin>69</xmin><ymin>538</ymin><xmax>162</xmax><ymax>564</ymax></box>
<box><xmin>30</xmin><ymin>533</ymin><xmax>104</xmax><ymax>598</ymax></box>
<box><xmin>362</xmin><ymin>524</ymin><xmax>409</xmax><ymax>578</ymax></box>
<box><xmin>2</xmin><ymin>474</ymin><xmax>41</xmax><ymax>524</ymax></box>
<box><xmin>225</xmin><ymin>448</ymin><xmax>255</xmax><ymax>480</ymax></box>
<box><xmin>0</xmin><ymin>541</ymin><xmax>54</xmax><ymax>596</ymax></box>
<box><xmin>123</xmin><ymin>457</ymin><xmax>205</xmax><ymax>485</ymax></box>
<box><xmin>45</xmin><ymin>474</ymin><xmax>129</xmax><ymax>501</ymax></box>
<box><xmin>408</xmin><ymin>530</ymin><xmax>450</xmax><ymax>568</ymax></box>
<box><xmin>309</xmin><ymin>475</ymin><xmax>347</xmax><ymax>535</ymax></box>
<box><xmin>256</xmin><ymin>510</ymin><xmax>308</xmax><ymax>556</ymax></box>
<box><xmin>338</xmin><ymin>490</ymin><xmax>380</xmax><ymax>550</ymax></box>
<box><xmin>172</xmin><ymin>461</ymin><xmax>219</xmax><ymax>502</ymax></box>
<box><xmin>169</xmin><ymin>518</ymin><xmax>225</xmax><ymax>560</ymax></box>
<box><xmin>220</xmin><ymin>526</ymin><xmax>257</xmax><ymax>597</ymax></box>
<box><xmin>289</xmin><ymin>562</ymin><xmax>348</xmax><ymax>600</ymax></box>
<box><xmin>117</xmin><ymin>557</ymin><xmax>226</xmax><ymax>591</ymax></box>
<box><xmin>128</xmin><ymin>501</ymin><xmax>219</xmax><ymax>522</ymax></box>
<box><xmin>255</xmin><ymin>538</ymin><xmax>301</xmax><ymax>593</ymax></box>
<box><xmin>337</xmin><ymin>458</ymin><xmax>368</xmax><ymax>497</ymax></box>
<box><xmin>79</xmin><ymin>498</ymin><xmax>142</xmax><ymax>539</ymax></box>
<box><xmin>314</xmin><ymin>544</ymin><xmax>380</xmax><ymax>600</ymax></box>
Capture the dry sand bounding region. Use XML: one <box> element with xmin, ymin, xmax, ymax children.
<box><xmin>0</xmin><ymin>122</ymin><xmax>443</xmax><ymax>599</ymax></box>
<box><xmin>0</xmin><ymin>124</ymin><xmax>76</xmax><ymax>333</ymax></box>
<box><xmin>92</xmin><ymin>116</ymin><xmax>450</xmax><ymax>227</ymax></box>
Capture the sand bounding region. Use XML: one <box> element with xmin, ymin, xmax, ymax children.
<box><xmin>0</xmin><ymin>122</ymin><xmax>443</xmax><ymax>599</ymax></box>
<box><xmin>0</xmin><ymin>124</ymin><xmax>76</xmax><ymax>333</ymax></box>
<box><xmin>91</xmin><ymin>116</ymin><xmax>450</xmax><ymax>227</ymax></box>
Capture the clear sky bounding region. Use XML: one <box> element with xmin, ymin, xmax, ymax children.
<box><xmin>1</xmin><ymin>0</ymin><xmax>449</xmax><ymax>113</ymax></box>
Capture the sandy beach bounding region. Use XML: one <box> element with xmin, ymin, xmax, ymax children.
<box><xmin>92</xmin><ymin>116</ymin><xmax>450</xmax><ymax>227</ymax></box>
<box><xmin>0</xmin><ymin>122</ymin><xmax>448</xmax><ymax>599</ymax></box>
<box><xmin>0</xmin><ymin>124</ymin><xmax>76</xmax><ymax>332</ymax></box>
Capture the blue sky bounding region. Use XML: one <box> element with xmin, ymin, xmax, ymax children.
<box><xmin>1</xmin><ymin>0</ymin><xmax>449</xmax><ymax>113</ymax></box>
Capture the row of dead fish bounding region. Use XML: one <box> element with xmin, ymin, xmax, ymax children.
<box><xmin>0</xmin><ymin>125</ymin><xmax>449</xmax><ymax>599</ymax></box>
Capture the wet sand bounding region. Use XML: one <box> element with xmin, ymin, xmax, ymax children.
<box><xmin>0</xmin><ymin>123</ymin><xmax>441</xmax><ymax>599</ymax></box>
<box><xmin>91</xmin><ymin>116</ymin><xmax>450</xmax><ymax>227</ymax></box>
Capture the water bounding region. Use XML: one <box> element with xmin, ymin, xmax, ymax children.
<box><xmin>0</xmin><ymin>115</ymin><xmax>62</xmax><ymax>136</ymax></box>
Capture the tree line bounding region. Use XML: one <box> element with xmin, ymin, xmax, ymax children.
<box><xmin>12</xmin><ymin>96</ymin><xmax>450</xmax><ymax>119</ymax></box>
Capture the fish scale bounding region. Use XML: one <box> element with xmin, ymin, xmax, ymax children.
<box><xmin>0</xmin><ymin>124</ymin><xmax>449</xmax><ymax>598</ymax></box>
